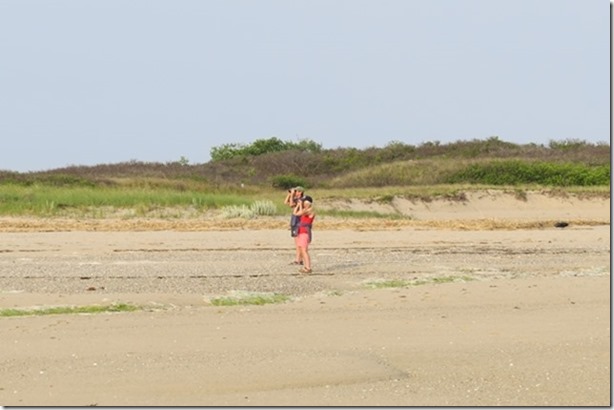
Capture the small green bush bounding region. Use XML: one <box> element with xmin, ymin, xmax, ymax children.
<box><xmin>270</xmin><ymin>174</ymin><xmax>308</xmax><ymax>190</ymax></box>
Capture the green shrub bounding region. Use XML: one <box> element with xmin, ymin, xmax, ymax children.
<box><xmin>2</xmin><ymin>138</ymin><xmax>609</xmax><ymax>190</ymax></box>
<box><xmin>548</xmin><ymin>138</ymin><xmax>590</xmax><ymax>150</ymax></box>
<box><xmin>210</xmin><ymin>137</ymin><xmax>322</xmax><ymax>161</ymax></box>
<box><xmin>446</xmin><ymin>160</ymin><xmax>610</xmax><ymax>186</ymax></box>
<box><xmin>270</xmin><ymin>174</ymin><xmax>308</xmax><ymax>190</ymax></box>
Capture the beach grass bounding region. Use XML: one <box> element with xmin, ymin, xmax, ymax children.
<box><xmin>364</xmin><ymin>275</ymin><xmax>474</xmax><ymax>289</ymax></box>
<box><xmin>0</xmin><ymin>181</ymin><xmax>608</xmax><ymax>219</ymax></box>
<box><xmin>209</xmin><ymin>292</ymin><xmax>291</xmax><ymax>306</ymax></box>
<box><xmin>0</xmin><ymin>184</ymin><xmax>269</xmax><ymax>217</ymax></box>
<box><xmin>0</xmin><ymin>303</ymin><xmax>140</xmax><ymax>317</ymax></box>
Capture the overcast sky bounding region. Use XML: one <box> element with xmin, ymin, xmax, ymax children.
<box><xmin>0</xmin><ymin>0</ymin><xmax>610</xmax><ymax>172</ymax></box>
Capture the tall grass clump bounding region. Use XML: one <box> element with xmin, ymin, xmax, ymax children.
<box><xmin>220</xmin><ymin>199</ymin><xmax>277</xmax><ymax>219</ymax></box>
<box><xmin>220</xmin><ymin>204</ymin><xmax>255</xmax><ymax>219</ymax></box>
<box><xmin>250</xmin><ymin>200</ymin><xmax>277</xmax><ymax>216</ymax></box>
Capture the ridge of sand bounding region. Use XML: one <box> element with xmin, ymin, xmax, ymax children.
<box><xmin>0</xmin><ymin>190</ymin><xmax>609</xmax><ymax>232</ymax></box>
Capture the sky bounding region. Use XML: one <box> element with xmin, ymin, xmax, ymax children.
<box><xmin>0</xmin><ymin>0</ymin><xmax>610</xmax><ymax>172</ymax></box>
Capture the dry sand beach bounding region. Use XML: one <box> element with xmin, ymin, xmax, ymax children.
<box><xmin>0</xmin><ymin>191</ymin><xmax>610</xmax><ymax>406</ymax></box>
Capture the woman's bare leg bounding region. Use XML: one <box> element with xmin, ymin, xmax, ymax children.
<box><xmin>300</xmin><ymin>247</ymin><xmax>311</xmax><ymax>271</ymax></box>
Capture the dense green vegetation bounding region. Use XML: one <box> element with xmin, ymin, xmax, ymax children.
<box><xmin>1</xmin><ymin>137</ymin><xmax>609</xmax><ymax>188</ymax></box>
<box><xmin>210</xmin><ymin>137</ymin><xmax>322</xmax><ymax>161</ymax></box>
<box><xmin>0</xmin><ymin>184</ymin><xmax>253</xmax><ymax>216</ymax></box>
<box><xmin>446</xmin><ymin>160</ymin><xmax>610</xmax><ymax>186</ymax></box>
<box><xmin>0</xmin><ymin>137</ymin><xmax>608</xmax><ymax>217</ymax></box>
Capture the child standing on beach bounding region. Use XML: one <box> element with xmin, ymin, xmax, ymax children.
<box><xmin>292</xmin><ymin>196</ymin><xmax>315</xmax><ymax>274</ymax></box>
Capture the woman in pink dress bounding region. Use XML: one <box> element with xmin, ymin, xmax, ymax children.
<box><xmin>292</xmin><ymin>196</ymin><xmax>315</xmax><ymax>274</ymax></box>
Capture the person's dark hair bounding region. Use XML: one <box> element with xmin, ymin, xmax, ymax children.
<box><xmin>303</xmin><ymin>195</ymin><xmax>313</xmax><ymax>203</ymax></box>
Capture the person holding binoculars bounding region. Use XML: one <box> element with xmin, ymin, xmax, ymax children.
<box><xmin>283</xmin><ymin>186</ymin><xmax>313</xmax><ymax>271</ymax></box>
